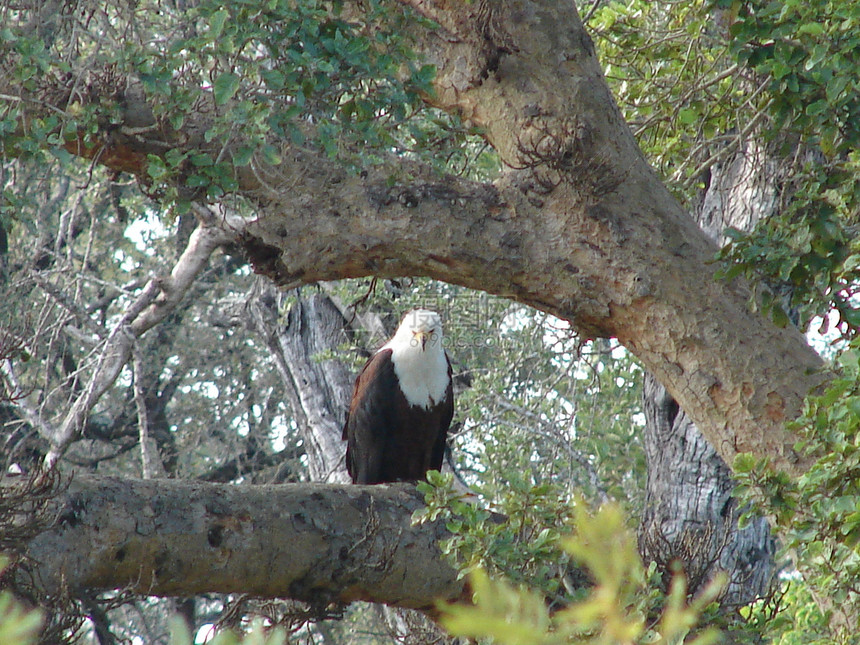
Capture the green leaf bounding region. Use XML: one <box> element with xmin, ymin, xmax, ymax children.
<box><xmin>185</xmin><ymin>173</ymin><xmax>210</xmax><ymax>188</ymax></box>
<box><xmin>805</xmin><ymin>44</ymin><xmax>829</xmax><ymax>70</ymax></box>
<box><xmin>678</xmin><ymin>107</ymin><xmax>699</xmax><ymax>125</ymax></box>
<box><xmin>440</xmin><ymin>570</ymin><xmax>552</xmax><ymax>645</ymax></box>
<box><xmin>233</xmin><ymin>145</ymin><xmax>254</xmax><ymax>167</ymax></box>
<box><xmin>771</xmin><ymin>304</ymin><xmax>789</xmax><ymax>328</ymax></box>
<box><xmin>189</xmin><ymin>152</ymin><xmax>213</xmax><ymax>167</ymax></box>
<box><xmin>213</xmin><ymin>72</ymin><xmax>240</xmax><ymax>105</ymax></box>
<box><xmin>261</xmin><ymin>144</ymin><xmax>281</xmax><ymax>165</ymax></box>
<box><xmin>797</xmin><ymin>22</ymin><xmax>825</xmax><ymax>36</ymax></box>
<box><xmin>771</xmin><ymin>60</ymin><xmax>792</xmax><ymax>80</ymax></box>
<box><xmin>733</xmin><ymin>452</ymin><xmax>758</xmax><ymax>474</ymax></box>
<box><xmin>826</xmin><ymin>75</ymin><xmax>850</xmax><ymax>103</ymax></box>
<box><xmin>261</xmin><ymin>69</ymin><xmax>285</xmax><ymax>91</ymax></box>
<box><xmin>842</xmin><ymin>307</ymin><xmax>860</xmax><ymax>330</ymax></box>
<box><xmin>146</xmin><ymin>155</ymin><xmax>169</xmax><ymax>180</ymax></box>
<box><xmin>805</xmin><ymin>99</ymin><xmax>829</xmax><ymax>117</ymax></box>
<box><xmin>209</xmin><ymin>9</ymin><xmax>229</xmax><ymax>40</ymax></box>
<box><xmin>411</xmin><ymin>64</ymin><xmax>437</xmax><ymax>92</ymax></box>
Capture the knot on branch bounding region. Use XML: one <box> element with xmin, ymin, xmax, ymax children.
<box><xmin>239</xmin><ymin>233</ymin><xmax>294</xmax><ymax>286</ymax></box>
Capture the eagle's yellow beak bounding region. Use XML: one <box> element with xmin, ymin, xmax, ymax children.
<box><xmin>413</xmin><ymin>330</ymin><xmax>431</xmax><ymax>350</ymax></box>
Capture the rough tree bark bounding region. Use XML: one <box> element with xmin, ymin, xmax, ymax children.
<box><xmin>640</xmin><ymin>374</ymin><xmax>776</xmax><ymax>605</ymax></box>
<box><xmin>13</xmin><ymin>475</ymin><xmax>461</xmax><ymax>610</ymax></box>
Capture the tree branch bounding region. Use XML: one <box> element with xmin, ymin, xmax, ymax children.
<box><xmin>14</xmin><ymin>475</ymin><xmax>463</xmax><ymax>611</ymax></box>
<box><xmin>132</xmin><ymin>344</ymin><xmax>166</xmax><ymax>479</ymax></box>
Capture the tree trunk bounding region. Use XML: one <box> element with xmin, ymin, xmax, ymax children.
<box><xmin>640</xmin><ymin>373</ymin><xmax>776</xmax><ymax>606</ymax></box>
<box><xmin>13</xmin><ymin>475</ymin><xmax>462</xmax><ymax>610</ymax></box>
<box><xmin>639</xmin><ymin>141</ymin><xmax>781</xmax><ymax>607</ymax></box>
<box><xmin>246</xmin><ymin>282</ymin><xmax>354</xmax><ymax>483</ymax></box>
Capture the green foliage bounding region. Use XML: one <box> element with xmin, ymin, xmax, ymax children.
<box><xmin>165</xmin><ymin>0</ymin><xmax>434</xmax><ymax>161</ymax></box>
<box><xmin>417</xmin><ymin>476</ymin><xmax>731</xmax><ymax>642</ymax></box>
<box><xmin>712</xmin><ymin>1</ymin><xmax>860</xmax><ymax>333</ymax></box>
<box><xmin>0</xmin><ymin>0</ymin><xmax>459</xmax><ymax>209</ymax></box>
<box><xmin>733</xmin><ymin>339</ymin><xmax>860</xmax><ymax>641</ymax></box>
<box><xmin>715</xmin><ymin>153</ymin><xmax>860</xmax><ymax>334</ymax></box>
<box><xmin>590</xmin><ymin>0</ymin><xmax>743</xmax><ymax>197</ymax></box>
<box><xmin>726</xmin><ymin>0</ymin><xmax>860</xmax><ymax>157</ymax></box>
<box><xmin>415</xmin><ymin>471</ymin><xmax>576</xmax><ymax>600</ymax></box>
<box><xmin>743</xmin><ymin>580</ymin><xmax>834</xmax><ymax>645</ymax></box>
<box><xmin>436</xmin><ymin>503</ymin><xmax>724</xmax><ymax>645</ymax></box>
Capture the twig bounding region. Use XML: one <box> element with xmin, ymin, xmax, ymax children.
<box><xmin>132</xmin><ymin>343</ymin><xmax>165</xmax><ymax>479</ymax></box>
<box><xmin>672</xmin><ymin>83</ymin><xmax>772</xmax><ymax>187</ymax></box>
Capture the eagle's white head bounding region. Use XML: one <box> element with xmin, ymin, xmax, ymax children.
<box><xmin>382</xmin><ymin>309</ymin><xmax>449</xmax><ymax>408</ymax></box>
<box><xmin>390</xmin><ymin>309</ymin><xmax>444</xmax><ymax>352</ymax></box>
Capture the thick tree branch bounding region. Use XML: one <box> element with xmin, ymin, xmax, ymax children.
<box><xmin>15</xmin><ymin>475</ymin><xmax>462</xmax><ymax>610</ymax></box>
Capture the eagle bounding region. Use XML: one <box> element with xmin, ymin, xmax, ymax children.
<box><xmin>343</xmin><ymin>309</ymin><xmax>454</xmax><ymax>484</ymax></box>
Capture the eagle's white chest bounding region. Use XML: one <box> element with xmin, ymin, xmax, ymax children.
<box><xmin>384</xmin><ymin>344</ymin><xmax>450</xmax><ymax>410</ymax></box>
